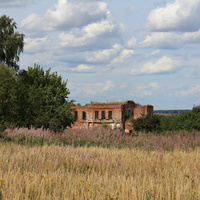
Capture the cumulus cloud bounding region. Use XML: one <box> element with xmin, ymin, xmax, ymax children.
<box><xmin>58</xmin><ymin>19</ymin><xmax>120</xmax><ymax>49</ymax></box>
<box><xmin>46</xmin><ymin>0</ymin><xmax>108</xmax><ymax>29</ymax></box>
<box><xmin>24</xmin><ymin>37</ymin><xmax>48</xmax><ymax>53</ymax></box>
<box><xmin>69</xmin><ymin>80</ymin><xmax>115</xmax><ymax>96</ymax></box>
<box><xmin>69</xmin><ymin>64</ymin><xmax>95</xmax><ymax>72</ymax></box>
<box><xmin>146</xmin><ymin>0</ymin><xmax>200</xmax><ymax>32</ymax></box>
<box><xmin>21</xmin><ymin>13</ymin><xmax>44</xmax><ymax>32</ymax></box>
<box><xmin>102</xmin><ymin>80</ymin><xmax>115</xmax><ymax>92</ymax></box>
<box><xmin>139</xmin><ymin>30</ymin><xmax>200</xmax><ymax>49</ymax></box>
<box><xmin>20</xmin><ymin>0</ymin><xmax>122</xmax><ymax>57</ymax></box>
<box><xmin>21</xmin><ymin>0</ymin><xmax>109</xmax><ymax>31</ymax></box>
<box><xmin>132</xmin><ymin>56</ymin><xmax>179</xmax><ymax>75</ymax></box>
<box><xmin>0</xmin><ymin>0</ymin><xmax>32</xmax><ymax>7</ymax></box>
<box><xmin>131</xmin><ymin>82</ymin><xmax>160</xmax><ymax>98</ymax></box>
<box><xmin>151</xmin><ymin>49</ymin><xmax>160</xmax><ymax>55</ymax></box>
<box><xmin>127</xmin><ymin>36</ymin><xmax>137</xmax><ymax>48</ymax></box>
<box><xmin>86</xmin><ymin>44</ymin><xmax>122</xmax><ymax>63</ymax></box>
<box><xmin>111</xmin><ymin>49</ymin><xmax>134</xmax><ymax>64</ymax></box>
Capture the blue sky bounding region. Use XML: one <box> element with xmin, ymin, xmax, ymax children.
<box><xmin>1</xmin><ymin>0</ymin><xmax>200</xmax><ymax>109</ymax></box>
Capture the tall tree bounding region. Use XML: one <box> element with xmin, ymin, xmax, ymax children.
<box><xmin>0</xmin><ymin>15</ymin><xmax>24</xmax><ymax>71</ymax></box>
<box><xmin>0</xmin><ymin>63</ymin><xmax>18</xmax><ymax>130</ymax></box>
<box><xmin>17</xmin><ymin>64</ymin><xmax>75</xmax><ymax>132</ymax></box>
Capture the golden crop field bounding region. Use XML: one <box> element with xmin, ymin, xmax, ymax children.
<box><xmin>0</xmin><ymin>142</ymin><xmax>200</xmax><ymax>200</ymax></box>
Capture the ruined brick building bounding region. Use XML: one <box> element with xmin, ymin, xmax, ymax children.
<box><xmin>71</xmin><ymin>100</ymin><xmax>153</xmax><ymax>132</ymax></box>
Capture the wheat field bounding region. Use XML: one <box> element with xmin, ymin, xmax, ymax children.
<box><xmin>0</xmin><ymin>142</ymin><xmax>200</xmax><ymax>200</ymax></box>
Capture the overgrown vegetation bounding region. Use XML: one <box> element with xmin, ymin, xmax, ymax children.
<box><xmin>1</xmin><ymin>127</ymin><xmax>200</xmax><ymax>151</ymax></box>
<box><xmin>133</xmin><ymin>108</ymin><xmax>200</xmax><ymax>133</ymax></box>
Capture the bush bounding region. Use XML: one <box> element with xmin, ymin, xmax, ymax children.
<box><xmin>134</xmin><ymin>110</ymin><xmax>200</xmax><ymax>134</ymax></box>
<box><xmin>133</xmin><ymin>114</ymin><xmax>162</xmax><ymax>133</ymax></box>
<box><xmin>160</xmin><ymin>111</ymin><xmax>200</xmax><ymax>132</ymax></box>
<box><xmin>101</xmin><ymin>122</ymin><xmax>109</xmax><ymax>128</ymax></box>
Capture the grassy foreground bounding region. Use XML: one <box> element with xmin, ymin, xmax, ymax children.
<box><xmin>0</xmin><ymin>142</ymin><xmax>200</xmax><ymax>200</ymax></box>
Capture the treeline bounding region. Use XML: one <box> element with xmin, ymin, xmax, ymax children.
<box><xmin>0</xmin><ymin>64</ymin><xmax>75</xmax><ymax>132</ymax></box>
<box><xmin>133</xmin><ymin>107</ymin><xmax>200</xmax><ymax>133</ymax></box>
<box><xmin>154</xmin><ymin>110</ymin><xmax>191</xmax><ymax>114</ymax></box>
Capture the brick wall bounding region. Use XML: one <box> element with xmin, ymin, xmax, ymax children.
<box><xmin>133</xmin><ymin>105</ymin><xmax>153</xmax><ymax>119</ymax></box>
<box><xmin>71</xmin><ymin>101</ymin><xmax>153</xmax><ymax>132</ymax></box>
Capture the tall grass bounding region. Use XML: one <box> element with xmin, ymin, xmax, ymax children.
<box><xmin>1</xmin><ymin>128</ymin><xmax>200</xmax><ymax>199</ymax></box>
<box><xmin>1</xmin><ymin>127</ymin><xmax>200</xmax><ymax>151</ymax></box>
<box><xmin>0</xmin><ymin>142</ymin><xmax>200</xmax><ymax>199</ymax></box>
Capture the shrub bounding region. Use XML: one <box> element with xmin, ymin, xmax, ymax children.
<box><xmin>133</xmin><ymin>114</ymin><xmax>162</xmax><ymax>133</ymax></box>
<box><xmin>101</xmin><ymin>122</ymin><xmax>109</xmax><ymax>128</ymax></box>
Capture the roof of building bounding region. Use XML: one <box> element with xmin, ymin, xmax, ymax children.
<box><xmin>89</xmin><ymin>100</ymin><xmax>135</xmax><ymax>105</ymax></box>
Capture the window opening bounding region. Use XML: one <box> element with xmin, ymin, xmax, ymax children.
<box><xmin>101</xmin><ymin>111</ymin><xmax>105</xmax><ymax>119</ymax></box>
<box><xmin>74</xmin><ymin>111</ymin><xmax>78</xmax><ymax>120</ymax></box>
<box><xmin>95</xmin><ymin>111</ymin><xmax>99</xmax><ymax>119</ymax></box>
<box><xmin>108</xmin><ymin>111</ymin><xmax>112</xmax><ymax>119</ymax></box>
<box><xmin>82</xmin><ymin>111</ymin><xmax>86</xmax><ymax>120</ymax></box>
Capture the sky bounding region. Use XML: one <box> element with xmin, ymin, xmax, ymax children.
<box><xmin>1</xmin><ymin>0</ymin><xmax>200</xmax><ymax>110</ymax></box>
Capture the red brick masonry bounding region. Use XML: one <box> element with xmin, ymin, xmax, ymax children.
<box><xmin>71</xmin><ymin>100</ymin><xmax>153</xmax><ymax>133</ymax></box>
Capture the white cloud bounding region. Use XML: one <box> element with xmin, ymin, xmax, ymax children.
<box><xmin>24</xmin><ymin>37</ymin><xmax>48</xmax><ymax>53</ymax></box>
<box><xmin>130</xmin><ymin>82</ymin><xmax>160</xmax><ymax>98</ymax></box>
<box><xmin>21</xmin><ymin>13</ymin><xmax>44</xmax><ymax>32</ymax></box>
<box><xmin>149</xmin><ymin>82</ymin><xmax>160</xmax><ymax>89</ymax></box>
<box><xmin>21</xmin><ymin>0</ymin><xmax>109</xmax><ymax>31</ymax></box>
<box><xmin>70</xmin><ymin>64</ymin><xmax>94</xmax><ymax>72</ymax></box>
<box><xmin>151</xmin><ymin>49</ymin><xmax>160</xmax><ymax>55</ymax></box>
<box><xmin>127</xmin><ymin>36</ymin><xmax>137</xmax><ymax>48</ymax></box>
<box><xmin>69</xmin><ymin>80</ymin><xmax>115</xmax><ymax>96</ymax></box>
<box><xmin>132</xmin><ymin>56</ymin><xmax>178</xmax><ymax>75</ymax></box>
<box><xmin>180</xmin><ymin>85</ymin><xmax>200</xmax><ymax>96</ymax></box>
<box><xmin>139</xmin><ymin>30</ymin><xmax>200</xmax><ymax>49</ymax></box>
<box><xmin>146</xmin><ymin>0</ymin><xmax>200</xmax><ymax>32</ymax></box>
<box><xmin>135</xmin><ymin>90</ymin><xmax>152</xmax><ymax>97</ymax></box>
<box><xmin>86</xmin><ymin>44</ymin><xmax>122</xmax><ymax>62</ymax></box>
<box><xmin>102</xmin><ymin>80</ymin><xmax>115</xmax><ymax>92</ymax></box>
<box><xmin>58</xmin><ymin>19</ymin><xmax>119</xmax><ymax>48</ymax></box>
<box><xmin>0</xmin><ymin>0</ymin><xmax>32</xmax><ymax>7</ymax></box>
<box><xmin>111</xmin><ymin>49</ymin><xmax>134</xmax><ymax>64</ymax></box>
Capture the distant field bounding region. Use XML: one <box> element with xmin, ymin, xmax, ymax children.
<box><xmin>0</xmin><ymin>142</ymin><xmax>200</xmax><ymax>200</ymax></box>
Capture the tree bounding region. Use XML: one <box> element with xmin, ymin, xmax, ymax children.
<box><xmin>17</xmin><ymin>64</ymin><xmax>75</xmax><ymax>132</ymax></box>
<box><xmin>0</xmin><ymin>63</ymin><xmax>18</xmax><ymax>130</ymax></box>
<box><xmin>133</xmin><ymin>114</ymin><xmax>162</xmax><ymax>133</ymax></box>
<box><xmin>0</xmin><ymin>15</ymin><xmax>24</xmax><ymax>71</ymax></box>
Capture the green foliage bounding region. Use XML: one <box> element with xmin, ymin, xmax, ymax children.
<box><xmin>16</xmin><ymin>64</ymin><xmax>75</xmax><ymax>132</ymax></box>
<box><xmin>0</xmin><ymin>64</ymin><xmax>75</xmax><ymax>132</ymax></box>
<box><xmin>134</xmin><ymin>110</ymin><xmax>200</xmax><ymax>133</ymax></box>
<box><xmin>0</xmin><ymin>63</ymin><xmax>18</xmax><ymax>130</ymax></box>
<box><xmin>101</xmin><ymin>122</ymin><xmax>109</xmax><ymax>128</ymax></box>
<box><xmin>0</xmin><ymin>15</ymin><xmax>24</xmax><ymax>71</ymax></box>
<box><xmin>193</xmin><ymin>106</ymin><xmax>200</xmax><ymax>113</ymax></box>
<box><xmin>133</xmin><ymin>114</ymin><xmax>162</xmax><ymax>133</ymax></box>
<box><xmin>160</xmin><ymin>111</ymin><xmax>200</xmax><ymax>132</ymax></box>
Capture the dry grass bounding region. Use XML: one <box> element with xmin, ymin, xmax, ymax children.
<box><xmin>0</xmin><ymin>142</ymin><xmax>200</xmax><ymax>200</ymax></box>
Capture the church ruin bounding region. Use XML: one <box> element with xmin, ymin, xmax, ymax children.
<box><xmin>71</xmin><ymin>100</ymin><xmax>153</xmax><ymax>132</ymax></box>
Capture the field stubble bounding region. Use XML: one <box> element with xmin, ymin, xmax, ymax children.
<box><xmin>0</xmin><ymin>142</ymin><xmax>200</xmax><ymax>200</ymax></box>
